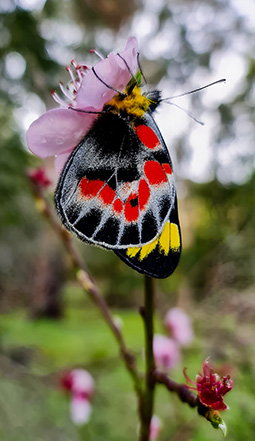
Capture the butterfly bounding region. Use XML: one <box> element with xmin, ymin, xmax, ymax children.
<box><xmin>54</xmin><ymin>68</ymin><xmax>182</xmax><ymax>279</ymax></box>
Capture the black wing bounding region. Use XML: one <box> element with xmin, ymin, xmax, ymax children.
<box><xmin>55</xmin><ymin>111</ymin><xmax>176</xmax><ymax>251</ymax></box>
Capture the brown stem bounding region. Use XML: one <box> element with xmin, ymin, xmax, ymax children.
<box><xmin>139</xmin><ymin>276</ymin><xmax>156</xmax><ymax>441</ymax></box>
<box><xmin>154</xmin><ymin>370</ymin><xmax>198</xmax><ymax>407</ymax></box>
<box><xmin>31</xmin><ymin>184</ymin><xmax>143</xmax><ymax>396</ymax></box>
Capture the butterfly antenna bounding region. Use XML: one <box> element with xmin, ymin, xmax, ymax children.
<box><xmin>117</xmin><ymin>53</ymin><xmax>138</xmax><ymax>93</ymax></box>
<box><xmin>164</xmin><ymin>101</ymin><xmax>204</xmax><ymax>125</ymax></box>
<box><xmin>92</xmin><ymin>67</ymin><xmax>127</xmax><ymax>97</ymax></box>
<box><xmin>117</xmin><ymin>53</ymin><xmax>135</xmax><ymax>80</ymax></box>
<box><xmin>160</xmin><ymin>78</ymin><xmax>226</xmax><ymax>102</ymax></box>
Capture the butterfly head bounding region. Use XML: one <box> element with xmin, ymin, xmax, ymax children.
<box><xmin>104</xmin><ymin>72</ymin><xmax>161</xmax><ymax>120</ymax></box>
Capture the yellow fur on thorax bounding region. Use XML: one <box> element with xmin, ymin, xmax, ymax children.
<box><xmin>106</xmin><ymin>85</ymin><xmax>151</xmax><ymax>119</ymax></box>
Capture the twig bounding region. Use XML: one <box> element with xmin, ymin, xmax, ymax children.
<box><xmin>154</xmin><ymin>370</ymin><xmax>198</xmax><ymax>407</ymax></box>
<box><xmin>154</xmin><ymin>370</ymin><xmax>211</xmax><ymax>420</ymax></box>
<box><xmin>154</xmin><ymin>370</ymin><xmax>217</xmax><ymax>422</ymax></box>
<box><xmin>30</xmin><ymin>183</ymin><xmax>143</xmax><ymax>397</ymax></box>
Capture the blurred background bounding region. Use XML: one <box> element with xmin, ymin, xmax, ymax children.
<box><xmin>0</xmin><ymin>0</ymin><xmax>254</xmax><ymax>440</ymax></box>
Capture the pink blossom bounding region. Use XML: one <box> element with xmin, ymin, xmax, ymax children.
<box><xmin>165</xmin><ymin>307</ymin><xmax>193</xmax><ymax>346</ymax></box>
<box><xmin>27</xmin><ymin>167</ymin><xmax>51</xmax><ymax>188</ymax></box>
<box><xmin>26</xmin><ymin>37</ymin><xmax>138</xmax><ymax>173</ymax></box>
<box><xmin>149</xmin><ymin>415</ymin><xmax>162</xmax><ymax>441</ymax></box>
<box><xmin>184</xmin><ymin>358</ymin><xmax>233</xmax><ymax>411</ymax></box>
<box><xmin>70</xmin><ymin>395</ymin><xmax>92</xmax><ymax>425</ymax></box>
<box><xmin>153</xmin><ymin>334</ymin><xmax>180</xmax><ymax>370</ymax></box>
<box><xmin>61</xmin><ymin>369</ymin><xmax>94</xmax><ymax>400</ymax></box>
<box><xmin>61</xmin><ymin>369</ymin><xmax>94</xmax><ymax>425</ymax></box>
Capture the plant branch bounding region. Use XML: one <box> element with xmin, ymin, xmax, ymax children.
<box><xmin>139</xmin><ymin>276</ymin><xmax>156</xmax><ymax>441</ymax></box>
<box><xmin>30</xmin><ymin>183</ymin><xmax>143</xmax><ymax>397</ymax></box>
<box><xmin>154</xmin><ymin>370</ymin><xmax>198</xmax><ymax>407</ymax></box>
<box><xmin>155</xmin><ymin>370</ymin><xmax>218</xmax><ymax>421</ymax></box>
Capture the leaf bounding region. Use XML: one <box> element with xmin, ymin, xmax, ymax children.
<box><xmin>206</xmin><ymin>409</ymin><xmax>227</xmax><ymax>437</ymax></box>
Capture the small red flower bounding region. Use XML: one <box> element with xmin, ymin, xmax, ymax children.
<box><xmin>27</xmin><ymin>167</ymin><xmax>51</xmax><ymax>188</ymax></box>
<box><xmin>184</xmin><ymin>358</ymin><xmax>233</xmax><ymax>411</ymax></box>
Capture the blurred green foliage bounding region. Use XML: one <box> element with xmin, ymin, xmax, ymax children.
<box><xmin>0</xmin><ymin>0</ymin><xmax>254</xmax><ymax>439</ymax></box>
<box><xmin>1</xmin><ymin>295</ymin><xmax>255</xmax><ymax>441</ymax></box>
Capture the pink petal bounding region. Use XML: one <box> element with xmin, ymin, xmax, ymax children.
<box><xmin>123</xmin><ymin>36</ymin><xmax>139</xmax><ymax>75</ymax></box>
<box><xmin>70</xmin><ymin>397</ymin><xmax>91</xmax><ymax>425</ymax></box>
<box><xmin>55</xmin><ymin>148</ymin><xmax>73</xmax><ymax>174</ymax></box>
<box><xmin>75</xmin><ymin>66</ymin><xmax>116</xmax><ymax>111</ymax></box>
<box><xmin>76</xmin><ymin>37</ymin><xmax>138</xmax><ymax>111</ymax></box>
<box><xmin>27</xmin><ymin>108</ymin><xmax>96</xmax><ymax>158</ymax></box>
<box><xmin>150</xmin><ymin>415</ymin><xmax>162</xmax><ymax>441</ymax></box>
<box><xmin>153</xmin><ymin>334</ymin><xmax>180</xmax><ymax>370</ymax></box>
<box><xmin>70</xmin><ymin>369</ymin><xmax>94</xmax><ymax>397</ymax></box>
<box><xmin>165</xmin><ymin>307</ymin><xmax>193</xmax><ymax>346</ymax></box>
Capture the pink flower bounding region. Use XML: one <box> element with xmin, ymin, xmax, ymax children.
<box><xmin>27</xmin><ymin>167</ymin><xmax>51</xmax><ymax>188</ymax></box>
<box><xmin>184</xmin><ymin>358</ymin><xmax>233</xmax><ymax>411</ymax></box>
<box><xmin>153</xmin><ymin>334</ymin><xmax>180</xmax><ymax>370</ymax></box>
<box><xmin>61</xmin><ymin>369</ymin><xmax>94</xmax><ymax>425</ymax></box>
<box><xmin>165</xmin><ymin>307</ymin><xmax>193</xmax><ymax>346</ymax></box>
<box><xmin>70</xmin><ymin>395</ymin><xmax>92</xmax><ymax>425</ymax></box>
<box><xmin>61</xmin><ymin>369</ymin><xmax>94</xmax><ymax>400</ymax></box>
<box><xmin>149</xmin><ymin>415</ymin><xmax>162</xmax><ymax>441</ymax></box>
<box><xmin>26</xmin><ymin>37</ymin><xmax>138</xmax><ymax>173</ymax></box>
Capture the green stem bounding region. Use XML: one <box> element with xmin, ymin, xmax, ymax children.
<box><xmin>139</xmin><ymin>276</ymin><xmax>156</xmax><ymax>441</ymax></box>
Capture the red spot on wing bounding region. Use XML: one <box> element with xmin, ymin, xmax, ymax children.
<box><xmin>138</xmin><ymin>179</ymin><xmax>150</xmax><ymax>211</ymax></box>
<box><xmin>99</xmin><ymin>185</ymin><xmax>116</xmax><ymax>205</ymax></box>
<box><xmin>144</xmin><ymin>161</ymin><xmax>168</xmax><ymax>185</ymax></box>
<box><xmin>113</xmin><ymin>198</ymin><xmax>123</xmax><ymax>215</ymax></box>
<box><xmin>124</xmin><ymin>193</ymin><xmax>139</xmax><ymax>222</ymax></box>
<box><xmin>79</xmin><ymin>177</ymin><xmax>116</xmax><ymax>206</ymax></box>
<box><xmin>135</xmin><ymin>125</ymin><xmax>160</xmax><ymax>150</ymax></box>
<box><xmin>162</xmin><ymin>163</ymin><xmax>172</xmax><ymax>175</ymax></box>
<box><xmin>79</xmin><ymin>177</ymin><xmax>104</xmax><ymax>198</ymax></box>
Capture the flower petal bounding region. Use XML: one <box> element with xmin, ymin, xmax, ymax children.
<box><xmin>54</xmin><ymin>149</ymin><xmax>73</xmax><ymax>174</ymax></box>
<box><xmin>165</xmin><ymin>307</ymin><xmax>193</xmax><ymax>346</ymax></box>
<box><xmin>27</xmin><ymin>108</ymin><xmax>96</xmax><ymax>158</ymax></box>
<box><xmin>123</xmin><ymin>36</ymin><xmax>139</xmax><ymax>75</ymax></box>
<box><xmin>153</xmin><ymin>334</ymin><xmax>180</xmax><ymax>370</ymax></box>
<box><xmin>70</xmin><ymin>397</ymin><xmax>92</xmax><ymax>425</ymax></box>
<box><xmin>76</xmin><ymin>37</ymin><xmax>138</xmax><ymax>110</ymax></box>
<box><xmin>70</xmin><ymin>369</ymin><xmax>94</xmax><ymax>397</ymax></box>
<box><xmin>150</xmin><ymin>415</ymin><xmax>162</xmax><ymax>441</ymax></box>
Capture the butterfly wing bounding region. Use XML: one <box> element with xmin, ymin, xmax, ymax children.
<box><xmin>114</xmin><ymin>195</ymin><xmax>181</xmax><ymax>278</ymax></box>
<box><xmin>55</xmin><ymin>110</ymin><xmax>181</xmax><ymax>277</ymax></box>
<box><xmin>114</xmin><ymin>112</ymin><xmax>181</xmax><ymax>278</ymax></box>
<box><xmin>56</xmin><ymin>113</ymin><xmax>172</xmax><ymax>244</ymax></box>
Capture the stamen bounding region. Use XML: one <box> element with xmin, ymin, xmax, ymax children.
<box><xmin>76</xmin><ymin>65</ymin><xmax>87</xmax><ymax>82</ymax></box>
<box><xmin>89</xmin><ymin>49</ymin><xmax>104</xmax><ymax>60</ymax></box>
<box><xmin>66</xmin><ymin>66</ymin><xmax>78</xmax><ymax>91</ymax></box>
<box><xmin>51</xmin><ymin>90</ymin><xmax>68</xmax><ymax>107</ymax></box>
<box><xmin>59</xmin><ymin>81</ymin><xmax>74</xmax><ymax>101</ymax></box>
<box><xmin>66</xmin><ymin>83</ymin><xmax>76</xmax><ymax>96</ymax></box>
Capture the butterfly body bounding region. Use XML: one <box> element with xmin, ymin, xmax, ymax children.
<box><xmin>55</xmin><ymin>83</ymin><xmax>181</xmax><ymax>278</ymax></box>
